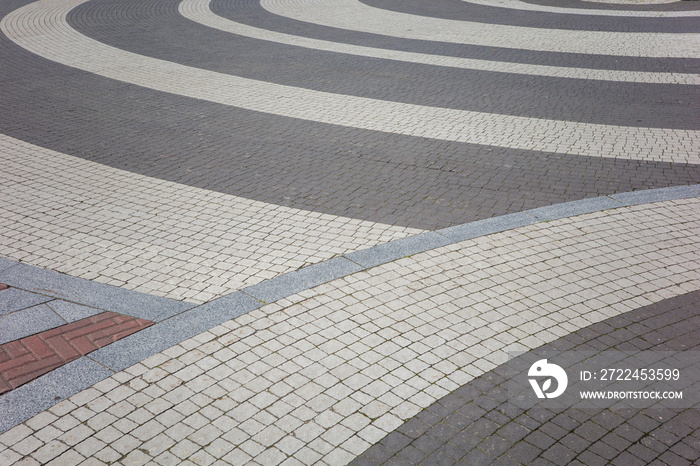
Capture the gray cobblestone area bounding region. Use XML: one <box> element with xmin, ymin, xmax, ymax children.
<box><xmin>351</xmin><ymin>290</ymin><xmax>700</xmax><ymax>466</ymax></box>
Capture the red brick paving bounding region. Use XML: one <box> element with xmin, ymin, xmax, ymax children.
<box><xmin>0</xmin><ymin>312</ymin><xmax>154</xmax><ymax>395</ymax></box>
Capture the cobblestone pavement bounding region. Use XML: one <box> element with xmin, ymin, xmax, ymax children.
<box><xmin>2</xmin><ymin>198</ymin><xmax>699</xmax><ymax>465</ymax></box>
<box><xmin>0</xmin><ymin>0</ymin><xmax>699</xmax><ymax>464</ymax></box>
<box><xmin>351</xmin><ymin>290</ymin><xmax>700</xmax><ymax>466</ymax></box>
<box><xmin>1</xmin><ymin>135</ymin><xmax>420</xmax><ymax>303</ymax></box>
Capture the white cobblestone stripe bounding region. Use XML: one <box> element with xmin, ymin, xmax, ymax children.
<box><xmin>460</xmin><ymin>0</ymin><xmax>699</xmax><ymax>17</ymax></box>
<box><xmin>261</xmin><ymin>0</ymin><xmax>700</xmax><ymax>58</ymax></box>
<box><xmin>180</xmin><ymin>0</ymin><xmax>700</xmax><ymax>85</ymax></box>
<box><xmin>1</xmin><ymin>198</ymin><xmax>698</xmax><ymax>464</ymax></box>
<box><xmin>2</xmin><ymin>0</ymin><xmax>698</xmax><ymax>164</ymax></box>
<box><xmin>0</xmin><ymin>134</ymin><xmax>422</xmax><ymax>304</ymax></box>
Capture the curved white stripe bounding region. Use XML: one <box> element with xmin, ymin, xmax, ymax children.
<box><xmin>261</xmin><ymin>0</ymin><xmax>700</xmax><ymax>58</ymax></box>
<box><xmin>0</xmin><ymin>133</ymin><xmax>422</xmax><ymax>303</ymax></box>
<box><xmin>462</xmin><ymin>0</ymin><xmax>700</xmax><ymax>17</ymax></box>
<box><xmin>180</xmin><ymin>0</ymin><xmax>700</xmax><ymax>84</ymax></box>
<box><xmin>2</xmin><ymin>0</ymin><xmax>698</xmax><ymax>164</ymax></box>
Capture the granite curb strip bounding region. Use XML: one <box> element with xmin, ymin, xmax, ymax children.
<box><xmin>241</xmin><ymin>257</ymin><xmax>366</xmax><ymax>304</ymax></box>
<box><xmin>0</xmin><ymin>264</ymin><xmax>194</xmax><ymax>322</ymax></box>
<box><xmin>87</xmin><ymin>291</ymin><xmax>264</xmax><ymax>373</ymax></box>
<box><xmin>0</xmin><ymin>357</ymin><xmax>114</xmax><ymax>432</ymax></box>
<box><xmin>1</xmin><ymin>184</ymin><xmax>698</xmax><ymax>433</ymax></box>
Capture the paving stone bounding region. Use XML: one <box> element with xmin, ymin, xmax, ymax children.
<box><xmin>264</xmin><ymin>0</ymin><xmax>700</xmax><ymax>60</ymax></box>
<box><xmin>2</xmin><ymin>1</ymin><xmax>699</xmax><ymax>305</ymax></box>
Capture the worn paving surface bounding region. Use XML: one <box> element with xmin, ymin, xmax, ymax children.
<box><xmin>0</xmin><ymin>0</ymin><xmax>699</xmax><ymax>464</ymax></box>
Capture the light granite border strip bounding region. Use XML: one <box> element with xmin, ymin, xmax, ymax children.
<box><xmin>1</xmin><ymin>184</ymin><xmax>699</xmax><ymax>433</ymax></box>
<box><xmin>86</xmin><ymin>291</ymin><xmax>263</xmax><ymax>372</ymax></box>
<box><xmin>344</xmin><ymin>231</ymin><xmax>453</xmax><ymax>269</ymax></box>
<box><xmin>241</xmin><ymin>257</ymin><xmax>366</xmax><ymax>304</ymax></box>
<box><xmin>0</xmin><ymin>258</ymin><xmax>18</xmax><ymax>274</ymax></box>
<box><xmin>0</xmin><ymin>264</ymin><xmax>194</xmax><ymax>322</ymax></box>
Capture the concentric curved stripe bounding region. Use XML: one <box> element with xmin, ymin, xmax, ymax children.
<box><xmin>360</xmin><ymin>0</ymin><xmax>700</xmax><ymax>33</ymax></box>
<box><xmin>261</xmin><ymin>0</ymin><xmax>700</xmax><ymax>58</ymax></box>
<box><xmin>3</xmin><ymin>20</ymin><xmax>695</xmax><ymax>235</ymax></box>
<box><xmin>2</xmin><ymin>0</ymin><xmax>698</xmax><ymax>164</ymax></box>
<box><xmin>67</xmin><ymin>0</ymin><xmax>700</xmax><ymax>129</ymax></box>
<box><xmin>460</xmin><ymin>0</ymin><xmax>700</xmax><ymax>16</ymax></box>
<box><xmin>180</xmin><ymin>0</ymin><xmax>700</xmax><ymax>84</ymax></box>
<box><xmin>2</xmin><ymin>198</ymin><xmax>698</xmax><ymax>463</ymax></box>
<box><xmin>214</xmin><ymin>0</ymin><xmax>698</xmax><ymax>73</ymax></box>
